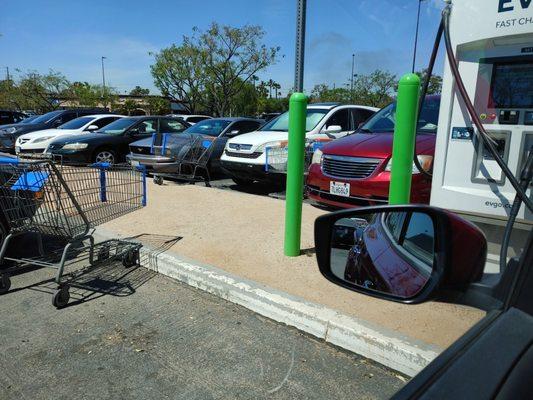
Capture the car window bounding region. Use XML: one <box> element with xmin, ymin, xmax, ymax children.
<box><xmin>261</xmin><ymin>109</ymin><xmax>329</xmax><ymax>132</ymax></box>
<box><xmin>401</xmin><ymin>213</ymin><xmax>435</xmax><ymax>266</ymax></box>
<box><xmin>55</xmin><ymin>111</ymin><xmax>77</xmax><ymax>125</ymax></box>
<box><xmin>30</xmin><ymin>110</ymin><xmax>64</xmax><ymax>124</ymax></box>
<box><xmin>184</xmin><ymin>119</ymin><xmax>231</xmax><ymax>137</ymax></box>
<box><xmin>385</xmin><ymin>212</ymin><xmax>406</xmax><ymax>242</ymax></box>
<box><xmin>326</xmin><ymin>109</ymin><xmax>351</xmax><ymax>131</ymax></box>
<box><xmin>14</xmin><ymin>113</ymin><xmax>26</xmax><ymax>123</ymax></box>
<box><xmin>135</xmin><ymin>119</ymin><xmax>158</xmax><ymax>134</ymax></box>
<box><xmin>93</xmin><ymin>117</ymin><xmax>119</xmax><ymax>129</ymax></box>
<box><xmin>58</xmin><ymin>117</ymin><xmax>94</xmax><ymax>130</ymax></box>
<box><xmin>99</xmin><ymin>117</ymin><xmax>138</xmax><ymax>135</ymax></box>
<box><xmin>160</xmin><ymin>119</ymin><xmax>187</xmax><ymax>133</ymax></box>
<box><xmin>351</xmin><ymin>109</ymin><xmax>375</xmax><ymax>127</ymax></box>
<box><xmin>243</xmin><ymin>121</ymin><xmax>261</xmax><ymax>133</ymax></box>
<box><xmin>0</xmin><ymin>112</ymin><xmax>11</xmax><ymax>125</ymax></box>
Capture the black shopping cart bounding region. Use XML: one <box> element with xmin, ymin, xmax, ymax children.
<box><xmin>0</xmin><ymin>159</ymin><xmax>147</xmax><ymax>308</ymax></box>
<box><xmin>152</xmin><ymin>133</ymin><xmax>217</xmax><ymax>186</ymax></box>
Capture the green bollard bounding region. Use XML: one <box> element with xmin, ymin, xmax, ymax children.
<box><xmin>389</xmin><ymin>73</ymin><xmax>421</xmax><ymax>205</ymax></box>
<box><xmin>284</xmin><ymin>92</ymin><xmax>308</xmax><ymax>257</ymax></box>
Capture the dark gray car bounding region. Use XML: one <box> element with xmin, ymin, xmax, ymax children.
<box><xmin>128</xmin><ymin>117</ymin><xmax>264</xmax><ymax>173</ymax></box>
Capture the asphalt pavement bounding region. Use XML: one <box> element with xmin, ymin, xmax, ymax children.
<box><xmin>0</xmin><ymin>259</ymin><xmax>406</xmax><ymax>400</ymax></box>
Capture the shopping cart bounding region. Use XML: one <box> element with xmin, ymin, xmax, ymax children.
<box><xmin>264</xmin><ymin>139</ymin><xmax>331</xmax><ymax>174</ymax></box>
<box><xmin>152</xmin><ymin>133</ymin><xmax>217</xmax><ymax>186</ymax></box>
<box><xmin>0</xmin><ymin>159</ymin><xmax>147</xmax><ymax>308</ymax></box>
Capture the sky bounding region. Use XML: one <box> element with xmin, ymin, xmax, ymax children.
<box><xmin>0</xmin><ymin>0</ymin><xmax>446</xmax><ymax>96</ymax></box>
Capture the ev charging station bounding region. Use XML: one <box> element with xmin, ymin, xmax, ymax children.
<box><xmin>430</xmin><ymin>0</ymin><xmax>533</xmax><ymax>272</ymax></box>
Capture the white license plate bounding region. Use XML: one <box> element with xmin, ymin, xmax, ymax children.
<box><xmin>330</xmin><ymin>181</ymin><xmax>350</xmax><ymax>197</ymax></box>
<box><xmin>130</xmin><ymin>160</ymin><xmax>140</xmax><ymax>167</ymax></box>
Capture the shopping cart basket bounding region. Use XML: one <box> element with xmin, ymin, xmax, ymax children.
<box><xmin>152</xmin><ymin>133</ymin><xmax>217</xmax><ymax>186</ymax></box>
<box><xmin>0</xmin><ymin>159</ymin><xmax>147</xmax><ymax>308</ymax></box>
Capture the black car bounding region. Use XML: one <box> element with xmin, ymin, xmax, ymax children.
<box><xmin>127</xmin><ymin>117</ymin><xmax>264</xmax><ymax>172</ymax></box>
<box><xmin>0</xmin><ymin>108</ymin><xmax>109</xmax><ymax>153</ymax></box>
<box><xmin>47</xmin><ymin>116</ymin><xmax>190</xmax><ymax>164</ymax></box>
<box><xmin>0</xmin><ymin>110</ymin><xmax>27</xmax><ymax>126</ymax></box>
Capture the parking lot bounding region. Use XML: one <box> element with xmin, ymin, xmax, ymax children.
<box><xmin>0</xmin><ymin>258</ymin><xmax>405</xmax><ymax>400</ymax></box>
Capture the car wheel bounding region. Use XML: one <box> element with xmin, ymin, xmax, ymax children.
<box><xmin>94</xmin><ymin>149</ymin><xmax>116</xmax><ymax>164</ymax></box>
<box><xmin>232</xmin><ymin>177</ymin><xmax>254</xmax><ymax>186</ymax></box>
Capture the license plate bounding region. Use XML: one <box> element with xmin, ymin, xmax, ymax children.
<box><xmin>130</xmin><ymin>160</ymin><xmax>140</xmax><ymax>167</ymax></box>
<box><xmin>330</xmin><ymin>181</ymin><xmax>350</xmax><ymax>197</ymax></box>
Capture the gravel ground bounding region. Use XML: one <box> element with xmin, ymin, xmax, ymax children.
<box><xmin>0</xmin><ymin>260</ymin><xmax>406</xmax><ymax>400</ymax></box>
<box><xmin>102</xmin><ymin>179</ymin><xmax>485</xmax><ymax>349</ymax></box>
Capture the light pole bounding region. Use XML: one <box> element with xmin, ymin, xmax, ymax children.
<box><xmin>101</xmin><ymin>56</ymin><xmax>107</xmax><ymax>99</ymax></box>
<box><xmin>412</xmin><ymin>0</ymin><xmax>426</xmax><ymax>73</ymax></box>
<box><xmin>350</xmin><ymin>53</ymin><xmax>355</xmax><ymax>92</ymax></box>
<box><xmin>293</xmin><ymin>0</ymin><xmax>306</xmax><ymax>92</ymax></box>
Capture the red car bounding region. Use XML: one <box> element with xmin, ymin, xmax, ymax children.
<box><xmin>306</xmin><ymin>96</ymin><xmax>440</xmax><ymax>208</ymax></box>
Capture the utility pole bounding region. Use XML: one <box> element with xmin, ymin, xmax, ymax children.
<box><xmin>412</xmin><ymin>0</ymin><xmax>426</xmax><ymax>73</ymax></box>
<box><xmin>5</xmin><ymin>67</ymin><xmax>10</xmax><ymax>81</ymax></box>
<box><xmin>294</xmin><ymin>0</ymin><xmax>306</xmax><ymax>92</ymax></box>
<box><xmin>101</xmin><ymin>56</ymin><xmax>107</xmax><ymax>99</ymax></box>
<box><xmin>350</xmin><ymin>53</ymin><xmax>355</xmax><ymax>92</ymax></box>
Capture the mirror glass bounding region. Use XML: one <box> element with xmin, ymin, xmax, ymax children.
<box><xmin>330</xmin><ymin>211</ymin><xmax>435</xmax><ymax>298</ymax></box>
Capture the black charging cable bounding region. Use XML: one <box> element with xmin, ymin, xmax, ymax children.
<box><xmin>499</xmin><ymin>148</ymin><xmax>533</xmax><ymax>272</ymax></box>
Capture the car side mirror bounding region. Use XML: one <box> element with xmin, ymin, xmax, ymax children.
<box><xmin>227</xmin><ymin>130</ymin><xmax>240</xmax><ymax>137</ymax></box>
<box><xmin>86</xmin><ymin>124</ymin><xmax>99</xmax><ymax>131</ymax></box>
<box><xmin>315</xmin><ymin>205</ymin><xmax>487</xmax><ymax>304</ymax></box>
<box><xmin>324</xmin><ymin>125</ymin><xmax>342</xmax><ymax>134</ymax></box>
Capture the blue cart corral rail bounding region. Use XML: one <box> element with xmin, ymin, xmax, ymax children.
<box><xmin>0</xmin><ymin>160</ymin><xmax>147</xmax><ymax>308</ymax></box>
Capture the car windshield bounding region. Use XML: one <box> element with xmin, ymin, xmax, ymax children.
<box><xmin>261</xmin><ymin>109</ymin><xmax>329</xmax><ymax>132</ymax></box>
<box><xmin>98</xmin><ymin>117</ymin><xmax>137</xmax><ymax>135</ymax></box>
<box><xmin>31</xmin><ymin>111</ymin><xmax>64</xmax><ymax>124</ymax></box>
<box><xmin>58</xmin><ymin>117</ymin><xmax>93</xmax><ymax>130</ymax></box>
<box><xmin>360</xmin><ymin>97</ymin><xmax>441</xmax><ymax>134</ymax></box>
<box><xmin>184</xmin><ymin>119</ymin><xmax>231</xmax><ymax>137</ymax></box>
<box><xmin>20</xmin><ymin>115</ymin><xmax>38</xmax><ymax>124</ymax></box>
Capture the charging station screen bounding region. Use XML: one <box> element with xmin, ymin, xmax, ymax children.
<box><xmin>490</xmin><ymin>62</ymin><xmax>533</xmax><ymax>108</ymax></box>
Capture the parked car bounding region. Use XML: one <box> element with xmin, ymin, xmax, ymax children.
<box><xmin>15</xmin><ymin>115</ymin><xmax>124</xmax><ymax>157</ymax></box>
<box><xmin>0</xmin><ymin>108</ymin><xmax>110</xmax><ymax>153</ymax></box>
<box><xmin>167</xmin><ymin>114</ymin><xmax>212</xmax><ymax>125</ymax></box>
<box><xmin>259</xmin><ymin>112</ymin><xmax>281</xmax><ymax>122</ymax></box>
<box><xmin>306</xmin><ymin>96</ymin><xmax>440</xmax><ymax>208</ymax></box>
<box><xmin>316</xmin><ymin>204</ymin><xmax>532</xmax><ymax>399</ymax></box>
<box><xmin>128</xmin><ymin>117</ymin><xmax>263</xmax><ymax>173</ymax></box>
<box><xmin>0</xmin><ymin>110</ymin><xmax>27</xmax><ymax>126</ymax></box>
<box><xmin>46</xmin><ymin>116</ymin><xmax>189</xmax><ymax>164</ymax></box>
<box><xmin>220</xmin><ymin>103</ymin><xmax>378</xmax><ymax>186</ymax></box>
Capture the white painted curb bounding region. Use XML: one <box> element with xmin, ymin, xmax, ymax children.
<box><xmin>96</xmin><ymin>228</ymin><xmax>441</xmax><ymax>377</ymax></box>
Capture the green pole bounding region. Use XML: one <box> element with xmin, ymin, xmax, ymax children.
<box><xmin>389</xmin><ymin>73</ymin><xmax>421</xmax><ymax>205</ymax></box>
<box><xmin>284</xmin><ymin>92</ymin><xmax>307</xmax><ymax>257</ymax></box>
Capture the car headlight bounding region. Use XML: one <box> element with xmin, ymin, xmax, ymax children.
<box><xmin>32</xmin><ymin>136</ymin><xmax>55</xmax><ymax>144</ymax></box>
<box><xmin>61</xmin><ymin>143</ymin><xmax>88</xmax><ymax>150</ymax></box>
<box><xmin>256</xmin><ymin>141</ymin><xmax>287</xmax><ymax>152</ymax></box>
<box><xmin>385</xmin><ymin>155</ymin><xmax>433</xmax><ymax>174</ymax></box>
<box><xmin>311</xmin><ymin>148</ymin><xmax>323</xmax><ymax>165</ymax></box>
<box><xmin>6</xmin><ymin>127</ymin><xmax>17</xmax><ymax>134</ymax></box>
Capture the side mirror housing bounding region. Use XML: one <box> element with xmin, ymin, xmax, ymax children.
<box><xmin>325</xmin><ymin>125</ymin><xmax>342</xmax><ymax>134</ymax></box>
<box><xmin>315</xmin><ymin>205</ymin><xmax>487</xmax><ymax>304</ymax></box>
<box><xmin>86</xmin><ymin>124</ymin><xmax>99</xmax><ymax>131</ymax></box>
<box><xmin>227</xmin><ymin>130</ymin><xmax>240</xmax><ymax>137</ymax></box>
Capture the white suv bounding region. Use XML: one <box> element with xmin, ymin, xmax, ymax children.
<box><xmin>220</xmin><ymin>103</ymin><xmax>378</xmax><ymax>186</ymax></box>
<box><xmin>15</xmin><ymin>114</ymin><xmax>123</xmax><ymax>157</ymax></box>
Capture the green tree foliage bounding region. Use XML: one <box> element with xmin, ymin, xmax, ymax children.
<box><xmin>12</xmin><ymin>70</ymin><xmax>71</xmax><ymax>112</ymax></box>
<box><xmin>415</xmin><ymin>69</ymin><xmax>443</xmax><ymax>95</ymax></box>
<box><xmin>70</xmin><ymin>81</ymin><xmax>117</xmax><ymax>108</ymax></box>
<box><xmin>129</xmin><ymin>86</ymin><xmax>150</xmax><ymax>96</ymax></box>
<box><xmin>150</xmin><ymin>23</ymin><xmax>280</xmax><ymax>116</ymax></box>
<box><xmin>146</xmin><ymin>96</ymin><xmax>170</xmax><ymax>115</ymax></box>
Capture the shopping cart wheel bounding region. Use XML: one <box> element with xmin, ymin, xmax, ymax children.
<box><xmin>0</xmin><ymin>274</ymin><xmax>11</xmax><ymax>295</ymax></box>
<box><xmin>97</xmin><ymin>245</ymin><xmax>110</xmax><ymax>262</ymax></box>
<box><xmin>122</xmin><ymin>249</ymin><xmax>138</xmax><ymax>268</ymax></box>
<box><xmin>52</xmin><ymin>285</ymin><xmax>70</xmax><ymax>309</ymax></box>
<box><xmin>153</xmin><ymin>176</ymin><xmax>164</xmax><ymax>185</ymax></box>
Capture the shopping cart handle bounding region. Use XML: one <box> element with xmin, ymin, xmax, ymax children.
<box><xmin>90</xmin><ymin>162</ymin><xmax>112</xmax><ymax>169</ymax></box>
<box><xmin>11</xmin><ymin>171</ymin><xmax>50</xmax><ymax>191</ymax></box>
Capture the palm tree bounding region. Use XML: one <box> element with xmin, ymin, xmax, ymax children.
<box><xmin>273</xmin><ymin>82</ymin><xmax>281</xmax><ymax>99</ymax></box>
<box><xmin>267</xmin><ymin>79</ymin><xmax>276</xmax><ymax>99</ymax></box>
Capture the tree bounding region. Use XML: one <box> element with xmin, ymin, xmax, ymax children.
<box><xmin>151</xmin><ymin>23</ymin><xmax>280</xmax><ymax>117</ymax></box>
<box><xmin>352</xmin><ymin>70</ymin><xmax>397</xmax><ymax>108</ymax></box>
<box><xmin>415</xmin><ymin>69</ymin><xmax>443</xmax><ymax>95</ymax></box>
<box><xmin>16</xmin><ymin>70</ymin><xmax>71</xmax><ymax>111</ymax></box>
<box><xmin>150</xmin><ymin>43</ymin><xmax>208</xmax><ymax>114</ymax></box>
<box><xmin>129</xmin><ymin>86</ymin><xmax>150</xmax><ymax>96</ymax></box>
<box><xmin>70</xmin><ymin>81</ymin><xmax>117</xmax><ymax>108</ymax></box>
<box><xmin>146</xmin><ymin>96</ymin><xmax>170</xmax><ymax>115</ymax></box>
<box><xmin>119</xmin><ymin>99</ymin><xmax>139</xmax><ymax>116</ymax></box>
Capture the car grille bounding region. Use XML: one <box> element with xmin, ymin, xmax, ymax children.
<box><xmin>322</xmin><ymin>155</ymin><xmax>381</xmax><ymax>179</ymax></box>
<box><xmin>228</xmin><ymin>143</ymin><xmax>253</xmax><ymax>151</ymax></box>
<box><xmin>130</xmin><ymin>146</ymin><xmax>152</xmax><ymax>155</ymax></box>
<box><xmin>18</xmin><ymin>148</ymin><xmax>44</xmax><ymax>154</ymax></box>
<box><xmin>224</xmin><ymin>150</ymin><xmax>262</xmax><ymax>159</ymax></box>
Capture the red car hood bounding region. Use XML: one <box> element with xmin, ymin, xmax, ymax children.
<box><xmin>322</xmin><ymin>132</ymin><xmax>435</xmax><ymax>159</ymax></box>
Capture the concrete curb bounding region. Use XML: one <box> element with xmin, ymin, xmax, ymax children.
<box><xmin>96</xmin><ymin>228</ymin><xmax>441</xmax><ymax>377</ymax></box>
